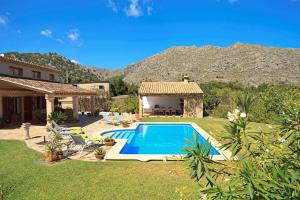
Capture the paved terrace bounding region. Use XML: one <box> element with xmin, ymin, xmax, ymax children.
<box><xmin>0</xmin><ymin>115</ymin><xmax>137</xmax><ymax>161</ymax></box>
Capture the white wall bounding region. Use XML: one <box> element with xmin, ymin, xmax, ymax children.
<box><xmin>142</xmin><ymin>96</ymin><xmax>182</xmax><ymax>110</ymax></box>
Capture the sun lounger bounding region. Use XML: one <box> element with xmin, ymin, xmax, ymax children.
<box><xmin>51</xmin><ymin>121</ymin><xmax>82</xmax><ymax>133</ymax></box>
<box><xmin>70</xmin><ymin>134</ymin><xmax>101</xmax><ymax>157</ymax></box>
<box><xmin>102</xmin><ymin>114</ymin><xmax>120</xmax><ymax>125</ymax></box>
<box><xmin>113</xmin><ymin>112</ymin><xmax>132</xmax><ymax>124</ymax></box>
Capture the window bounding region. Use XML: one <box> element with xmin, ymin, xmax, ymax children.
<box><xmin>9</xmin><ymin>66</ymin><xmax>23</xmax><ymax>77</ymax></box>
<box><xmin>32</xmin><ymin>71</ymin><xmax>41</xmax><ymax>80</ymax></box>
<box><xmin>49</xmin><ymin>74</ymin><xmax>55</xmax><ymax>81</ymax></box>
<box><xmin>99</xmin><ymin>85</ymin><xmax>104</xmax><ymax>90</ymax></box>
<box><xmin>8</xmin><ymin>97</ymin><xmax>21</xmax><ymax>114</ymax></box>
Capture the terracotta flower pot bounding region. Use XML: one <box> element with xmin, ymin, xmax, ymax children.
<box><xmin>105</xmin><ymin>141</ymin><xmax>115</xmax><ymax>146</ymax></box>
<box><xmin>58</xmin><ymin>154</ymin><xmax>64</xmax><ymax>160</ymax></box>
<box><xmin>95</xmin><ymin>154</ymin><xmax>105</xmax><ymax>160</ymax></box>
<box><xmin>44</xmin><ymin>153</ymin><xmax>55</xmax><ymax>162</ymax></box>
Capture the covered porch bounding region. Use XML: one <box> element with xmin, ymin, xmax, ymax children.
<box><xmin>141</xmin><ymin>95</ymin><xmax>184</xmax><ymax>116</ymax></box>
<box><xmin>138</xmin><ymin>79</ymin><xmax>204</xmax><ymax>118</ymax></box>
<box><xmin>0</xmin><ymin>76</ymin><xmax>96</xmax><ymax>126</ymax></box>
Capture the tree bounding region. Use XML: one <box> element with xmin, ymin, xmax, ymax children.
<box><xmin>107</xmin><ymin>76</ymin><xmax>128</xmax><ymax>96</ymax></box>
<box><xmin>235</xmin><ymin>92</ymin><xmax>256</xmax><ymax>115</ymax></box>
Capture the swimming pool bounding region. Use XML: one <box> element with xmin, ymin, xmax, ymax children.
<box><xmin>101</xmin><ymin>123</ymin><xmax>221</xmax><ymax>156</ymax></box>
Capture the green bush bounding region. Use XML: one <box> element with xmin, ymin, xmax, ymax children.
<box><xmin>123</xmin><ymin>95</ymin><xmax>138</xmax><ymax>113</ymax></box>
<box><xmin>200</xmin><ymin>82</ymin><xmax>300</xmax><ymax>124</ymax></box>
<box><xmin>48</xmin><ymin>111</ymin><xmax>67</xmax><ymax>124</ymax></box>
<box><xmin>109</xmin><ymin>102</ymin><xmax>119</xmax><ymax>113</ymax></box>
<box><xmin>182</xmin><ymin>105</ymin><xmax>300</xmax><ymax>199</ymax></box>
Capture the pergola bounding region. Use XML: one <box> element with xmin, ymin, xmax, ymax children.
<box><xmin>0</xmin><ymin>76</ymin><xmax>96</xmax><ymax>123</ymax></box>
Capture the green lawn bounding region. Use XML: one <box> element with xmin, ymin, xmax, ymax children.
<box><xmin>0</xmin><ymin>141</ymin><xmax>197</xmax><ymax>200</ymax></box>
<box><xmin>0</xmin><ymin>117</ymin><xmax>274</xmax><ymax>200</ymax></box>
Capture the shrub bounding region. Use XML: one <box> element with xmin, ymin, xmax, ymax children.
<box><xmin>123</xmin><ymin>95</ymin><xmax>138</xmax><ymax>113</ymax></box>
<box><xmin>104</xmin><ymin>136</ymin><xmax>115</xmax><ymax>142</ymax></box>
<box><xmin>109</xmin><ymin>102</ymin><xmax>119</xmax><ymax>113</ymax></box>
<box><xmin>48</xmin><ymin>111</ymin><xmax>67</xmax><ymax>124</ymax></box>
<box><xmin>181</xmin><ymin>105</ymin><xmax>300</xmax><ymax>199</ymax></box>
<box><xmin>200</xmin><ymin>82</ymin><xmax>300</xmax><ymax>124</ymax></box>
<box><xmin>95</xmin><ymin>147</ymin><xmax>105</xmax><ymax>155</ymax></box>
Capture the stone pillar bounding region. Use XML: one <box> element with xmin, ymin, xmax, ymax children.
<box><xmin>72</xmin><ymin>96</ymin><xmax>79</xmax><ymax>119</ymax></box>
<box><xmin>45</xmin><ymin>94</ymin><xmax>55</xmax><ymax>122</ymax></box>
<box><xmin>90</xmin><ymin>96</ymin><xmax>96</xmax><ymax>114</ymax></box>
<box><xmin>139</xmin><ymin>95</ymin><xmax>143</xmax><ymax>117</ymax></box>
<box><xmin>195</xmin><ymin>94</ymin><xmax>204</xmax><ymax>118</ymax></box>
<box><xmin>183</xmin><ymin>97</ymin><xmax>188</xmax><ymax>118</ymax></box>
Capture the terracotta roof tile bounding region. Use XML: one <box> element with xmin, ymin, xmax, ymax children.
<box><xmin>0</xmin><ymin>76</ymin><xmax>95</xmax><ymax>96</ymax></box>
<box><xmin>139</xmin><ymin>82</ymin><xmax>203</xmax><ymax>95</ymax></box>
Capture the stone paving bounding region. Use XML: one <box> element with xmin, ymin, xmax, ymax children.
<box><xmin>0</xmin><ymin>115</ymin><xmax>137</xmax><ymax>162</ymax></box>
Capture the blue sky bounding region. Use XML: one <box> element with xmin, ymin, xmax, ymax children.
<box><xmin>0</xmin><ymin>0</ymin><xmax>299</xmax><ymax>69</ymax></box>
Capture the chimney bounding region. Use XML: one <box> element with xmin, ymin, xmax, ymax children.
<box><xmin>183</xmin><ymin>75</ymin><xmax>189</xmax><ymax>83</ymax></box>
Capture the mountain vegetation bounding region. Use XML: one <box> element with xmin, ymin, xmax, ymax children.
<box><xmin>201</xmin><ymin>81</ymin><xmax>300</xmax><ymax>124</ymax></box>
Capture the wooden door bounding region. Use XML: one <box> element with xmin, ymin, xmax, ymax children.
<box><xmin>24</xmin><ymin>96</ymin><xmax>33</xmax><ymax>122</ymax></box>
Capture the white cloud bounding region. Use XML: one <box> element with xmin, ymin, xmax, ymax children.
<box><xmin>71</xmin><ymin>59</ymin><xmax>80</xmax><ymax>64</ymax></box>
<box><xmin>228</xmin><ymin>0</ymin><xmax>238</xmax><ymax>4</ymax></box>
<box><xmin>0</xmin><ymin>16</ymin><xmax>8</xmax><ymax>25</ymax></box>
<box><xmin>67</xmin><ymin>29</ymin><xmax>80</xmax><ymax>41</ymax></box>
<box><xmin>125</xmin><ymin>0</ymin><xmax>142</xmax><ymax>17</ymax></box>
<box><xmin>108</xmin><ymin>0</ymin><xmax>118</xmax><ymax>13</ymax></box>
<box><xmin>40</xmin><ymin>29</ymin><xmax>53</xmax><ymax>38</ymax></box>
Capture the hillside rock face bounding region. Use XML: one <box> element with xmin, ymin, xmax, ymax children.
<box><xmin>123</xmin><ymin>43</ymin><xmax>300</xmax><ymax>85</ymax></box>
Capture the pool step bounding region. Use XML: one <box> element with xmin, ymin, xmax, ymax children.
<box><xmin>109</xmin><ymin>131</ymin><xmax>135</xmax><ymax>141</ymax></box>
<box><xmin>127</xmin><ymin>133</ymin><xmax>135</xmax><ymax>143</ymax></box>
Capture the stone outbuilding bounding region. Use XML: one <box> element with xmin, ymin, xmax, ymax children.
<box><xmin>138</xmin><ymin>77</ymin><xmax>203</xmax><ymax>118</ymax></box>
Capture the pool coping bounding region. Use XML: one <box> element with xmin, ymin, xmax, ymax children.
<box><xmin>103</xmin><ymin>122</ymin><xmax>232</xmax><ymax>162</ymax></box>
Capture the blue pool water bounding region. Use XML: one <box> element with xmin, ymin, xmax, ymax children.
<box><xmin>101</xmin><ymin>124</ymin><xmax>221</xmax><ymax>155</ymax></box>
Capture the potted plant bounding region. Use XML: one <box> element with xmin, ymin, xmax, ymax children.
<box><xmin>57</xmin><ymin>149</ymin><xmax>64</xmax><ymax>160</ymax></box>
<box><xmin>104</xmin><ymin>136</ymin><xmax>115</xmax><ymax>146</ymax></box>
<box><xmin>122</xmin><ymin>121</ymin><xmax>130</xmax><ymax>128</ymax></box>
<box><xmin>44</xmin><ymin>133</ymin><xmax>63</xmax><ymax>162</ymax></box>
<box><xmin>94</xmin><ymin>147</ymin><xmax>105</xmax><ymax>160</ymax></box>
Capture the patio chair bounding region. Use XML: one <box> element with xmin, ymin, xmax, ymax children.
<box><xmin>102</xmin><ymin>114</ymin><xmax>120</xmax><ymax>125</ymax></box>
<box><xmin>70</xmin><ymin>134</ymin><xmax>101</xmax><ymax>157</ymax></box>
<box><xmin>48</xmin><ymin>126</ymin><xmax>72</xmax><ymax>140</ymax></box>
<box><xmin>113</xmin><ymin>112</ymin><xmax>132</xmax><ymax>124</ymax></box>
<box><xmin>122</xmin><ymin>113</ymin><xmax>133</xmax><ymax>123</ymax></box>
<box><xmin>153</xmin><ymin>105</ymin><xmax>160</xmax><ymax>115</ymax></box>
<box><xmin>50</xmin><ymin>121</ymin><xmax>83</xmax><ymax>135</ymax></box>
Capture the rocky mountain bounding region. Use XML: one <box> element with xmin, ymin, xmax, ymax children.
<box><xmin>3</xmin><ymin>52</ymin><xmax>107</xmax><ymax>83</ymax></box>
<box><xmin>4</xmin><ymin>43</ymin><xmax>300</xmax><ymax>85</ymax></box>
<box><xmin>123</xmin><ymin>43</ymin><xmax>300</xmax><ymax>85</ymax></box>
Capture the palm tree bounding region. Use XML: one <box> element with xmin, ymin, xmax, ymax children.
<box><xmin>236</xmin><ymin>92</ymin><xmax>256</xmax><ymax>115</ymax></box>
